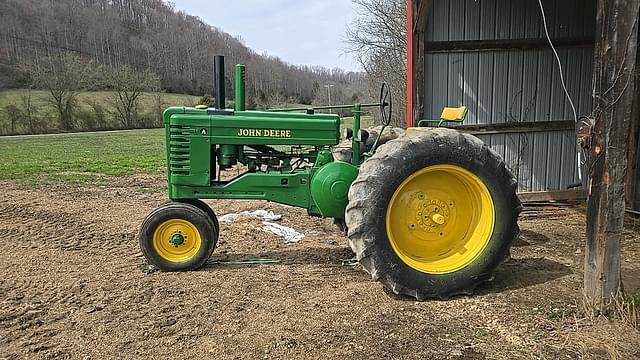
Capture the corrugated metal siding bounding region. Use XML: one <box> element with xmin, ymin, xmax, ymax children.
<box><xmin>423</xmin><ymin>0</ymin><xmax>595</xmax><ymax>192</ymax></box>
<box><xmin>424</xmin><ymin>48</ymin><xmax>594</xmax><ymax>124</ymax></box>
<box><xmin>476</xmin><ymin>130</ymin><xmax>579</xmax><ymax>192</ymax></box>
<box><xmin>426</xmin><ymin>0</ymin><xmax>596</xmax><ymax>42</ymax></box>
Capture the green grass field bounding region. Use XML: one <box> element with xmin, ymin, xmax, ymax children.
<box><xmin>0</xmin><ymin>129</ymin><xmax>165</xmax><ymax>185</ymax></box>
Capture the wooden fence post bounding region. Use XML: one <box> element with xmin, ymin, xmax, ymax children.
<box><xmin>585</xmin><ymin>0</ymin><xmax>639</xmax><ymax>314</ymax></box>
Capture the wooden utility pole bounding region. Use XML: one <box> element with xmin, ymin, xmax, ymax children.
<box><xmin>585</xmin><ymin>0</ymin><xmax>639</xmax><ymax>314</ymax></box>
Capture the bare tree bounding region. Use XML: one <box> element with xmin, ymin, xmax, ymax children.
<box><xmin>3</xmin><ymin>105</ymin><xmax>20</xmax><ymax>135</ymax></box>
<box><xmin>108</xmin><ymin>65</ymin><xmax>160</xmax><ymax>128</ymax></box>
<box><xmin>151</xmin><ymin>91</ymin><xmax>167</xmax><ymax>128</ymax></box>
<box><xmin>345</xmin><ymin>0</ymin><xmax>407</xmax><ymax>126</ymax></box>
<box><xmin>21</xmin><ymin>54</ymin><xmax>95</xmax><ymax>131</ymax></box>
<box><xmin>19</xmin><ymin>90</ymin><xmax>37</xmax><ymax>133</ymax></box>
<box><xmin>2</xmin><ymin>92</ymin><xmax>34</xmax><ymax>134</ymax></box>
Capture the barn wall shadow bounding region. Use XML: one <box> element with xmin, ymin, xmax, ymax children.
<box><xmin>383</xmin><ymin>256</ymin><xmax>573</xmax><ymax>301</ymax></box>
<box><xmin>479</xmin><ymin>256</ymin><xmax>572</xmax><ymax>294</ymax></box>
<box><xmin>513</xmin><ymin>229</ymin><xmax>550</xmax><ymax>247</ymax></box>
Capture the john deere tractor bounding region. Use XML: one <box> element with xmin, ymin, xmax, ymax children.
<box><xmin>138</xmin><ymin>56</ymin><xmax>520</xmax><ymax>300</ymax></box>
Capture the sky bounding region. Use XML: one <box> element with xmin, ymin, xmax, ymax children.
<box><xmin>170</xmin><ymin>0</ymin><xmax>360</xmax><ymax>71</ymax></box>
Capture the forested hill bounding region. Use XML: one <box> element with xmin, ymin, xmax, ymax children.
<box><xmin>0</xmin><ymin>0</ymin><xmax>365</xmax><ymax>106</ymax></box>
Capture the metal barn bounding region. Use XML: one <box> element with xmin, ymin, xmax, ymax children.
<box><xmin>407</xmin><ymin>0</ymin><xmax>597</xmax><ymax>195</ymax></box>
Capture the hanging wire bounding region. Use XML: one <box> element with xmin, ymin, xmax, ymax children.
<box><xmin>537</xmin><ymin>0</ymin><xmax>582</xmax><ymax>181</ymax></box>
<box><xmin>537</xmin><ymin>0</ymin><xmax>578</xmax><ymax>124</ymax></box>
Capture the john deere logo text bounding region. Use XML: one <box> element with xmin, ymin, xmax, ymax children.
<box><xmin>237</xmin><ymin>128</ymin><xmax>291</xmax><ymax>137</ymax></box>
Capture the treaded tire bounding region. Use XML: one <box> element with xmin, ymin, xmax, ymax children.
<box><xmin>181</xmin><ymin>199</ymin><xmax>220</xmax><ymax>234</ymax></box>
<box><xmin>345</xmin><ymin>128</ymin><xmax>521</xmax><ymax>300</ymax></box>
<box><xmin>139</xmin><ymin>201</ymin><xmax>218</xmax><ymax>271</ymax></box>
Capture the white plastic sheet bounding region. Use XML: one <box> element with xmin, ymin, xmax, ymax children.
<box><xmin>261</xmin><ymin>221</ymin><xmax>305</xmax><ymax>243</ymax></box>
<box><xmin>219</xmin><ymin>209</ymin><xmax>282</xmax><ymax>223</ymax></box>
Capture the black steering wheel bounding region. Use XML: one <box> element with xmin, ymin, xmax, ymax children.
<box><xmin>379</xmin><ymin>82</ymin><xmax>392</xmax><ymax>126</ymax></box>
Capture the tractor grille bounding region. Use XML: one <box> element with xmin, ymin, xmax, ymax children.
<box><xmin>168</xmin><ymin>125</ymin><xmax>194</xmax><ymax>176</ymax></box>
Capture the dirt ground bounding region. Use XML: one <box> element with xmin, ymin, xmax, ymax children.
<box><xmin>1</xmin><ymin>176</ymin><xmax>639</xmax><ymax>359</ymax></box>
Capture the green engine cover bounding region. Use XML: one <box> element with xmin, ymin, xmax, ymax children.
<box><xmin>310</xmin><ymin>161</ymin><xmax>359</xmax><ymax>218</ymax></box>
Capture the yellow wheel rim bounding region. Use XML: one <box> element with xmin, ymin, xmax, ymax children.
<box><xmin>152</xmin><ymin>219</ymin><xmax>202</xmax><ymax>263</ymax></box>
<box><xmin>385</xmin><ymin>165</ymin><xmax>495</xmax><ymax>274</ymax></box>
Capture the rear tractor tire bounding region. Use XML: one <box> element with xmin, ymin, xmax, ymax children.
<box><xmin>139</xmin><ymin>201</ymin><xmax>219</xmax><ymax>271</ymax></box>
<box><xmin>345</xmin><ymin>128</ymin><xmax>521</xmax><ymax>300</ymax></box>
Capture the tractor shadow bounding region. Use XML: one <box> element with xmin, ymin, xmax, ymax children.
<box><xmin>203</xmin><ymin>229</ymin><xmax>573</xmax><ymax>300</ymax></box>
<box><xmin>385</xmin><ymin>229</ymin><xmax>572</xmax><ymax>301</ymax></box>
<box><xmin>203</xmin><ymin>246</ymin><xmax>358</xmax><ymax>269</ymax></box>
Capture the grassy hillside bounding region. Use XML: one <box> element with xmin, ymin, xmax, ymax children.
<box><xmin>0</xmin><ymin>89</ymin><xmax>200</xmax><ymax>135</ymax></box>
<box><xmin>0</xmin><ymin>89</ymin><xmax>199</xmax><ymax>110</ymax></box>
<box><xmin>0</xmin><ymin>89</ymin><xmax>347</xmax><ymax>136</ymax></box>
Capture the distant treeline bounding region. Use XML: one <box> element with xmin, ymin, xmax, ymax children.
<box><xmin>0</xmin><ymin>0</ymin><xmax>372</xmax><ymax>134</ymax></box>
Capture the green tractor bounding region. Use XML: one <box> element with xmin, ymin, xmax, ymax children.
<box><xmin>138</xmin><ymin>56</ymin><xmax>520</xmax><ymax>300</ymax></box>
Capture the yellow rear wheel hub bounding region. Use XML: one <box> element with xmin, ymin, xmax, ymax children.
<box><xmin>385</xmin><ymin>164</ymin><xmax>495</xmax><ymax>274</ymax></box>
<box><xmin>152</xmin><ymin>219</ymin><xmax>202</xmax><ymax>262</ymax></box>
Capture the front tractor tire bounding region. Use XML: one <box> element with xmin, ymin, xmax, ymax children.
<box><xmin>345</xmin><ymin>128</ymin><xmax>521</xmax><ymax>300</ymax></box>
<box><xmin>139</xmin><ymin>201</ymin><xmax>219</xmax><ymax>271</ymax></box>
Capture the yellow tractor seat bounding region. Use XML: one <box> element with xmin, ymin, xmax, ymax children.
<box><xmin>416</xmin><ymin>106</ymin><xmax>468</xmax><ymax>127</ymax></box>
<box><xmin>440</xmin><ymin>106</ymin><xmax>468</xmax><ymax>122</ymax></box>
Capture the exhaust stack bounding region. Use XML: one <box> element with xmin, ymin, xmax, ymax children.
<box><xmin>213</xmin><ymin>55</ymin><xmax>225</xmax><ymax>109</ymax></box>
